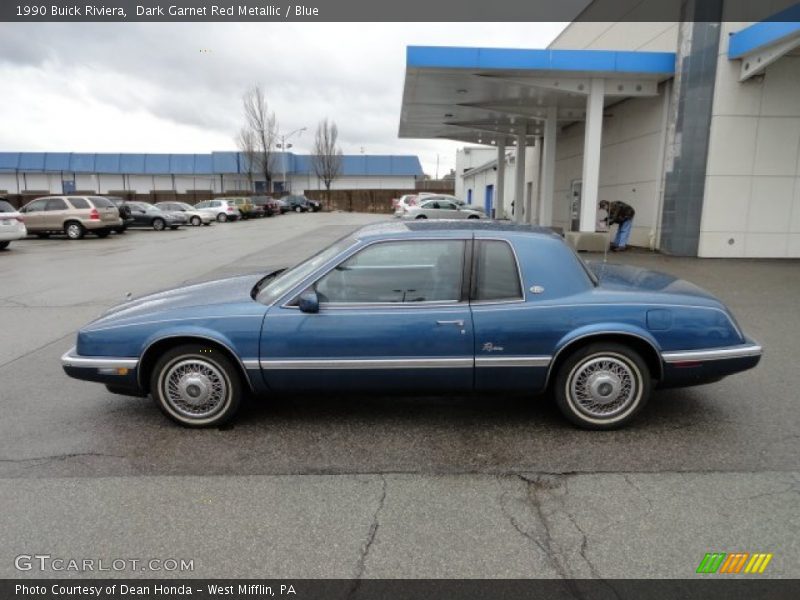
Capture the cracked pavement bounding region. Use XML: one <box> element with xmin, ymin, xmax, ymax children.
<box><xmin>0</xmin><ymin>213</ymin><xmax>798</xmax><ymax>578</ymax></box>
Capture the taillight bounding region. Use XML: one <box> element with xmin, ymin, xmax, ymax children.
<box><xmin>227</xmin><ymin>206</ymin><xmax>234</xmax><ymax>212</ymax></box>
<box><xmin>89</xmin><ymin>208</ymin><xmax>100</xmax><ymax>220</ymax></box>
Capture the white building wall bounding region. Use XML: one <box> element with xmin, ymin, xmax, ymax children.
<box><xmin>549</xmin><ymin>21</ymin><xmax>678</xmax><ymax>52</ymax></box>
<box><xmin>455</xmin><ymin>147</ymin><xmax>499</xmax><ymax>199</ymax></box>
<box><xmin>699</xmin><ymin>26</ymin><xmax>800</xmax><ymax>258</ymax></box>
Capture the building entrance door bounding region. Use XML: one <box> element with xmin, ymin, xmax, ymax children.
<box><xmin>484</xmin><ymin>184</ymin><xmax>494</xmax><ymax>216</ymax></box>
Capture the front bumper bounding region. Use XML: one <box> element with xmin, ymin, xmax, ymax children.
<box><xmin>659</xmin><ymin>341</ymin><xmax>762</xmax><ymax>387</ymax></box>
<box><xmin>61</xmin><ymin>346</ymin><xmax>142</xmax><ymax>390</ymax></box>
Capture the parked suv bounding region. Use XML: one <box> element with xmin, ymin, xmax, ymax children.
<box><xmin>249</xmin><ymin>196</ymin><xmax>279</xmax><ymax>217</ymax></box>
<box><xmin>228</xmin><ymin>197</ymin><xmax>258</xmax><ymax>219</ymax></box>
<box><xmin>19</xmin><ymin>195</ymin><xmax>122</xmax><ymax>240</ymax></box>
<box><xmin>194</xmin><ymin>199</ymin><xmax>242</xmax><ymax>222</ymax></box>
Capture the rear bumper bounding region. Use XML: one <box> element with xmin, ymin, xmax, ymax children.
<box><xmin>61</xmin><ymin>346</ymin><xmax>142</xmax><ymax>391</ymax></box>
<box><xmin>659</xmin><ymin>341</ymin><xmax>762</xmax><ymax>388</ymax></box>
<box><xmin>0</xmin><ymin>226</ymin><xmax>27</xmax><ymax>241</ymax></box>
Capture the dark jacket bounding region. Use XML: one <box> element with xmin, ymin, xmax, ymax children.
<box><xmin>608</xmin><ymin>201</ymin><xmax>635</xmax><ymax>224</ymax></box>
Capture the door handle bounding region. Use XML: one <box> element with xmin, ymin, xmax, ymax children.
<box><xmin>436</xmin><ymin>320</ymin><xmax>464</xmax><ymax>327</ymax></box>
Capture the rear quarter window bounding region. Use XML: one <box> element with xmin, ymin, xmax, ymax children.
<box><xmin>67</xmin><ymin>197</ymin><xmax>90</xmax><ymax>209</ymax></box>
<box><xmin>89</xmin><ymin>196</ymin><xmax>113</xmax><ymax>208</ymax></box>
<box><xmin>473</xmin><ymin>240</ymin><xmax>523</xmax><ymax>301</ymax></box>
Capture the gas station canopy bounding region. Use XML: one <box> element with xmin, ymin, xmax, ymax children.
<box><xmin>399</xmin><ymin>46</ymin><xmax>675</xmax><ymax>146</ymax></box>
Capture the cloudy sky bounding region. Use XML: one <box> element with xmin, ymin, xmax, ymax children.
<box><xmin>0</xmin><ymin>23</ymin><xmax>566</xmax><ymax>175</ymax></box>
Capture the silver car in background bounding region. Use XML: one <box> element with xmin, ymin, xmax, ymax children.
<box><xmin>193</xmin><ymin>199</ymin><xmax>242</xmax><ymax>222</ymax></box>
<box><xmin>155</xmin><ymin>202</ymin><xmax>213</xmax><ymax>226</ymax></box>
<box><xmin>397</xmin><ymin>197</ymin><xmax>486</xmax><ymax>220</ymax></box>
<box><xmin>0</xmin><ymin>199</ymin><xmax>27</xmax><ymax>249</ymax></box>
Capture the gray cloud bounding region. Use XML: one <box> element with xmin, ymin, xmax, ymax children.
<box><xmin>1</xmin><ymin>22</ymin><xmax>566</xmax><ymax>174</ymax></box>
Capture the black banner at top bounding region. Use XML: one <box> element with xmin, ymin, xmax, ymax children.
<box><xmin>1</xmin><ymin>0</ymin><xmax>799</xmax><ymax>22</ymax></box>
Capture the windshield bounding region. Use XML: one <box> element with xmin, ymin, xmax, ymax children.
<box><xmin>255</xmin><ymin>235</ymin><xmax>357</xmax><ymax>305</ymax></box>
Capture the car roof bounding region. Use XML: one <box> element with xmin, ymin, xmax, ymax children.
<box><xmin>353</xmin><ymin>220</ymin><xmax>562</xmax><ymax>241</ymax></box>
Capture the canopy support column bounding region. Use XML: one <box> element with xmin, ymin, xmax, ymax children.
<box><xmin>580</xmin><ymin>77</ymin><xmax>604</xmax><ymax>232</ymax></box>
<box><xmin>495</xmin><ymin>140</ymin><xmax>506</xmax><ymax>219</ymax></box>
<box><xmin>539</xmin><ymin>105</ymin><xmax>557</xmax><ymax>227</ymax></box>
<box><xmin>514</xmin><ymin>135</ymin><xmax>526</xmax><ymax>223</ymax></box>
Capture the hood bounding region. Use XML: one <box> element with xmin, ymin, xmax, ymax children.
<box><xmin>586</xmin><ymin>261</ymin><xmax>721</xmax><ymax>303</ymax></box>
<box><xmin>88</xmin><ymin>273</ymin><xmax>265</xmax><ymax>327</ymax></box>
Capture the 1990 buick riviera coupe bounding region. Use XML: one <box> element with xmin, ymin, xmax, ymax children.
<box><xmin>62</xmin><ymin>221</ymin><xmax>762</xmax><ymax>429</ymax></box>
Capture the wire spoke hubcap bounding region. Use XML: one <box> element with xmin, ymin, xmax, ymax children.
<box><xmin>569</xmin><ymin>355</ymin><xmax>637</xmax><ymax>419</ymax></box>
<box><xmin>163</xmin><ymin>359</ymin><xmax>228</xmax><ymax>419</ymax></box>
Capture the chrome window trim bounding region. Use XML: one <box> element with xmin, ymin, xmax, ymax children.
<box><xmin>278</xmin><ymin>236</ymin><xmax>471</xmax><ymax>310</ymax></box>
<box><xmin>661</xmin><ymin>343</ymin><xmax>762</xmax><ymax>363</ymax></box>
<box><xmin>475</xmin><ymin>356</ymin><xmax>551</xmax><ymax>368</ymax></box>
<box><xmin>260</xmin><ymin>357</ymin><xmax>473</xmax><ymax>370</ymax></box>
<box><xmin>61</xmin><ymin>347</ymin><xmax>139</xmax><ymax>370</ymax></box>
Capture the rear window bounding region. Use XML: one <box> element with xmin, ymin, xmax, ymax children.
<box><xmin>68</xmin><ymin>197</ymin><xmax>90</xmax><ymax>209</ymax></box>
<box><xmin>472</xmin><ymin>240</ymin><xmax>523</xmax><ymax>302</ymax></box>
<box><xmin>88</xmin><ymin>196</ymin><xmax>113</xmax><ymax>208</ymax></box>
<box><xmin>0</xmin><ymin>200</ymin><xmax>15</xmax><ymax>212</ymax></box>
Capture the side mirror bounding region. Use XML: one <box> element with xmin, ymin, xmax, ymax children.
<box><xmin>298</xmin><ymin>290</ymin><xmax>319</xmax><ymax>314</ymax></box>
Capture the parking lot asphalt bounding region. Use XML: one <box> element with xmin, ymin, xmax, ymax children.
<box><xmin>1</xmin><ymin>213</ymin><xmax>798</xmax><ymax>579</ymax></box>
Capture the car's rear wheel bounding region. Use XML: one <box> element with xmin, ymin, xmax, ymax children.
<box><xmin>294</xmin><ymin>206</ymin><xmax>302</xmax><ymax>213</ymax></box>
<box><xmin>150</xmin><ymin>344</ymin><xmax>242</xmax><ymax>428</ymax></box>
<box><xmin>554</xmin><ymin>342</ymin><xmax>650</xmax><ymax>430</ymax></box>
<box><xmin>467</xmin><ymin>215</ymin><xmax>480</xmax><ymax>219</ymax></box>
<box><xmin>217</xmin><ymin>213</ymin><xmax>228</xmax><ymax>223</ymax></box>
<box><xmin>190</xmin><ymin>216</ymin><xmax>201</xmax><ymax>226</ymax></box>
<box><xmin>415</xmin><ymin>214</ymin><xmax>427</xmax><ymax>219</ymax></box>
<box><xmin>152</xmin><ymin>218</ymin><xmax>166</xmax><ymax>231</ymax></box>
<box><xmin>65</xmin><ymin>221</ymin><xmax>85</xmax><ymax>240</ymax></box>
<box><xmin>0</xmin><ymin>241</ymin><xmax>9</xmax><ymax>250</ymax></box>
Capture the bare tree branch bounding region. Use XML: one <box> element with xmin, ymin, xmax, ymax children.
<box><xmin>311</xmin><ymin>118</ymin><xmax>343</xmax><ymax>206</ymax></box>
<box><xmin>241</xmin><ymin>85</ymin><xmax>278</xmax><ymax>192</ymax></box>
<box><xmin>236</xmin><ymin>127</ymin><xmax>257</xmax><ymax>192</ymax></box>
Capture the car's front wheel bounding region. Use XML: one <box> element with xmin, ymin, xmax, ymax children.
<box><xmin>152</xmin><ymin>218</ymin><xmax>166</xmax><ymax>231</ymax></box>
<box><xmin>294</xmin><ymin>206</ymin><xmax>302</xmax><ymax>213</ymax></box>
<box><xmin>150</xmin><ymin>344</ymin><xmax>242</xmax><ymax>427</ymax></box>
<box><xmin>65</xmin><ymin>221</ymin><xmax>85</xmax><ymax>240</ymax></box>
<box><xmin>190</xmin><ymin>216</ymin><xmax>201</xmax><ymax>226</ymax></box>
<box><xmin>217</xmin><ymin>213</ymin><xmax>228</xmax><ymax>223</ymax></box>
<box><xmin>415</xmin><ymin>214</ymin><xmax>427</xmax><ymax>219</ymax></box>
<box><xmin>554</xmin><ymin>342</ymin><xmax>650</xmax><ymax>430</ymax></box>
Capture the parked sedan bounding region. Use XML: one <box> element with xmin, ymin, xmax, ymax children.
<box><xmin>0</xmin><ymin>199</ymin><xmax>27</xmax><ymax>249</ymax></box>
<box><xmin>155</xmin><ymin>202</ymin><xmax>213</xmax><ymax>226</ymax></box>
<box><xmin>126</xmin><ymin>202</ymin><xmax>186</xmax><ymax>230</ymax></box>
<box><xmin>284</xmin><ymin>195</ymin><xmax>313</xmax><ymax>213</ymax></box>
<box><xmin>397</xmin><ymin>197</ymin><xmax>484</xmax><ymax>220</ymax></box>
<box><xmin>62</xmin><ymin>221</ymin><xmax>761</xmax><ymax>430</ymax></box>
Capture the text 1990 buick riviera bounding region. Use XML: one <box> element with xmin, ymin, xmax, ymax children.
<box><xmin>62</xmin><ymin>221</ymin><xmax>762</xmax><ymax>429</ymax></box>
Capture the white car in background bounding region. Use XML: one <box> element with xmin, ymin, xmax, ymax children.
<box><xmin>155</xmin><ymin>201</ymin><xmax>214</xmax><ymax>226</ymax></box>
<box><xmin>397</xmin><ymin>197</ymin><xmax>485</xmax><ymax>220</ymax></box>
<box><xmin>0</xmin><ymin>199</ymin><xmax>27</xmax><ymax>250</ymax></box>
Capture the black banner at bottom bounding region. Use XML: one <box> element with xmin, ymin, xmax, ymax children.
<box><xmin>3</xmin><ymin>579</ymin><xmax>800</xmax><ymax>600</ymax></box>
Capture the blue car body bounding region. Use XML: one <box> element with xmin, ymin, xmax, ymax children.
<box><xmin>62</xmin><ymin>221</ymin><xmax>761</xmax><ymax>418</ymax></box>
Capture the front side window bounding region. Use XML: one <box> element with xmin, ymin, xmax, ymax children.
<box><xmin>23</xmin><ymin>199</ymin><xmax>48</xmax><ymax>212</ymax></box>
<box><xmin>315</xmin><ymin>240</ymin><xmax>465</xmax><ymax>304</ymax></box>
<box><xmin>472</xmin><ymin>240</ymin><xmax>523</xmax><ymax>302</ymax></box>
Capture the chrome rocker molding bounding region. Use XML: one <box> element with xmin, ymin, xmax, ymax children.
<box><xmin>475</xmin><ymin>356</ymin><xmax>551</xmax><ymax>368</ymax></box>
<box><xmin>260</xmin><ymin>356</ymin><xmax>552</xmax><ymax>370</ymax></box>
<box><xmin>61</xmin><ymin>347</ymin><xmax>139</xmax><ymax>370</ymax></box>
<box><xmin>260</xmin><ymin>357</ymin><xmax>474</xmax><ymax>370</ymax></box>
<box><xmin>661</xmin><ymin>343</ymin><xmax>762</xmax><ymax>363</ymax></box>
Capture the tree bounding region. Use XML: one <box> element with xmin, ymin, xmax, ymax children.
<box><xmin>311</xmin><ymin>118</ymin><xmax>343</xmax><ymax>208</ymax></box>
<box><xmin>241</xmin><ymin>85</ymin><xmax>278</xmax><ymax>192</ymax></box>
<box><xmin>236</xmin><ymin>127</ymin><xmax>257</xmax><ymax>192</ymax></box>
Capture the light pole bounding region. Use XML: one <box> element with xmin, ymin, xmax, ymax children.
<box><xmin>276</xmin><ymin>126</ymin><xmax>306</xmax><ymax>193</ymax></box>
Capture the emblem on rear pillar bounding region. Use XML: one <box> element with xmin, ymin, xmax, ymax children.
<box><xmin>530</xmin><ymin>285</ymin><xmax>545</xmax><ymax>294</ymax></box>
